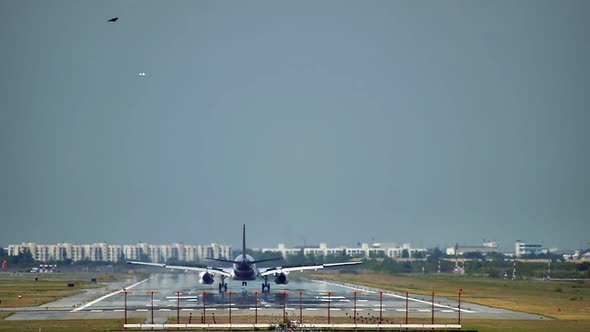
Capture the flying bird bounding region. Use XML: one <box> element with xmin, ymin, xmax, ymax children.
<box><xmin>107</xmin><ymin>17</ymin><xmax>118</xmax><ymax>22</ymax></box>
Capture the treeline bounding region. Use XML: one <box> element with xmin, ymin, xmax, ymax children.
<box><xmin>0</xmin><ymin>247</ymin><xmax>34</xmax><ymax>266</ymax></box>
<box><xmin>249</xmin><ymin>249</ymin><xmax>590</xmax><ymax>279</ymax></box>
<box><xmin>361</xmin><ymin>257</ymin><xmax>589</xmax><ymax>279</ymax></box>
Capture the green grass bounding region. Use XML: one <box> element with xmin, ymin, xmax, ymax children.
<box><xmin>309</xmin><ymin>272</ymin><xmax>590</xmax><ymax>320</ymax></box>
<box><xmin>462</xmin><ymin>319</ymin><xmax>590</xmax><ymax>332</ymax></box>
<box><xmin>306</xmin><ymin>272</ymin><xmax>590</xmax><ymax>331</ymax></box>
<box><xmin>0</xmin><ymin>313</ymin><xmax>142</xmax><ymax>332</ymax></box>
<box><xmin>0</xmin><ymin>272</ymin><xmax>123</xmax><ymax>307</ymax></box>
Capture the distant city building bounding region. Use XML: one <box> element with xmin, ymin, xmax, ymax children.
<box><xmin>446</xmin><ymin>240</ymin><xmax>500</xmax><ymax>256</ymax></box>
<box><xmin>7</xmin><ymin>242</ymin><xmax>232</xmax><ymax>263</ymax></box>
<box><xmin>258</xmin><ymin>242</ymin><xmax>426</xmax><ymax>259</ymax></box>
<box><xmin>515</xmin><ymin>240</ymin><xmax>545</xmax><ymax>257</ymax></box>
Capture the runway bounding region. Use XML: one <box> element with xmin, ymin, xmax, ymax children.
<box><xmin>4</xmin><ymin>272</ymin><xmax>546</xmax><ymax>321</ymax></box>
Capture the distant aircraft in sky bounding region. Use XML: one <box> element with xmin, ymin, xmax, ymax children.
<box><xmin>107</xmin><ymin>17</ymin><xmax>119</xmax><ymax>22</ymax></box>
<box><xmin>128</xmin><ymin>224</ymin><xmax>362</xmax><ymax>293</ymax></box>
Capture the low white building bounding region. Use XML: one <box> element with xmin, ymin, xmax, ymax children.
<box><xmin>515</xmin><ymin>240</ymin><xmax>545</xmax><ymax>257</ymax></box>
<box><xmin>8</xmin><ymin>242</ymin><xmax>232</xmax><ymax>263</ymax></box>
<box><xmin>258</xmin><ymin>242</ymin><xmax>425</xmax><ymax>259</ymax></box>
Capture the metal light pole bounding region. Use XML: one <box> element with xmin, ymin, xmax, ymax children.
<box><xmin>379</xmin><ymin>291</ymin><xmax>383</xmax><ymax>324</ymax></box>
<box><xmin>123</xmin><ymin>289</ymin><xmax>130</xmax><ymax>325</ymax></box>
<box><xmin>282</xmin><ymin>291</ymin><xmax>287</xmax><ymax>323</ymax></box>
<box><xmin>405</xmin><ymin>291</ymin><xmax>408</xmax><ymax>324</ymax></box>
<box><xmin>327</xmin><ymin>291</ymin><xmax>332</xmax><ymax>324</ymax></box>
<box><xmin>431</xmin><ymin>292</ymin><xmax>435</xmax><ymax>324</ymax></box>
<box><xmin>458</xmin><ymin>289</ymin><xmax>462</xmax><ymax>325</ymax></box>
<box><xmin>353</xmin><ymin>291</ymin><xmax>357</xmax><ymax>325</ymax></box>
<box><xmin>148</xmin><ymin>291</ymin><xmax>157</xmax><ymax>324</ymax></box>
<box><xmin>254</xmin><ymin>291</ymin><xmax>258</xmax><ymax>324</ymax></box>
<box><xmin>228</xmin><ymin>291</ymin><xmax>233</xmax><ymax>325</ymax></box>
<box><xmin>175</xmin><ymin>291</ymin><xmax>181</xmax><ymax>324</ymax></box>
<box><xmin>299</xmin><ymin>291</ymin><xmax>303</xmax><ymax>327</ymax></box>
<box><xmin>202</xmin><ymin>291</ymin><xmax>206</xmax><ymax>324</ymax></box>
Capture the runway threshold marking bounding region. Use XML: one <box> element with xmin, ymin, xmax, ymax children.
<box><xmin>313</xmin><ymin>280</ymin><xmax>475</xmax><ymax>313</ymax></box>
<box><xmin>71</xmin><ymin>276</ymin><xmax>155</xmax><ymax>312</ymax></box>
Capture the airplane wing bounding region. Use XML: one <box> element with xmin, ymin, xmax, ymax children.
<box><xmin>259</xmin><ymin>260</ymin><xmax>362</xmax><ymax>276</ymax></box>
<box><xmin>207</xmin><ymin>257</ymin><xmax>283</xmax><ymax>264</ymax></box>
<box><xmin>126</xmin><ymin>261</ymin><xmax>232</xmax><ymax>277</ymax></box>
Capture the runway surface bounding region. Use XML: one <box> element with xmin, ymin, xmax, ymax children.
<box><xmin>4</xmin><ymin>272</ymin><xmax>545</xmax><ymax>321</ymax></box>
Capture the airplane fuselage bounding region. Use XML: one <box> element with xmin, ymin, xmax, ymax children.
<box><xmin>232</xmin><ymin>254</ymin><xmax>257</xmax><ymax>281</ymax></box>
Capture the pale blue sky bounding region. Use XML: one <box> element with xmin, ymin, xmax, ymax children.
<box><xmin>1</xmin><ymin>1</ymin><xmax>588</xmax><ymax>250</ymax></box>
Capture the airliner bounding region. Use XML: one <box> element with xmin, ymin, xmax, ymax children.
<box><xmin>127</xmin><ymin>224</ymin><xmax>362</xmax><ymax>293</ymax></box>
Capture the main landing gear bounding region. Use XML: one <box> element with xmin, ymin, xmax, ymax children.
<box><xmin>261</xmin><ymin>275</ymin><xmax>270</xmax><ymax>293</ymax></box>
<box><xmin>218</xmin><ymin>276</ymin><xmax>228</xmax><ymax>293</ymax></box>
<box><xmin>241</xmin><ymin>281</ymin><xmax>248</xmax><ymax>287</ymax></box>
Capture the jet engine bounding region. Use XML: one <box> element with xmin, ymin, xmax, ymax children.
<box><xmin>274</xmin><ymin>272</ymin><xmax>288</xmax><ymax>285</ymax></box>
<box><xmin>199</xmin><ymin>271</ymin><xmax>214</xmax><ymax>285</ymax></box>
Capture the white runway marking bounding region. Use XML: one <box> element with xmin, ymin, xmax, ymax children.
<box><xmin>90</xmin><ymin>309</ymin><xmax>103</xmax><ymax>312</ymax></box>
<box><xmin>71</xmin><ymin>276</ymin><xmax>154</xmax><ymax>312</ymax></box>
<box><xmin>166</xmin><ymin>296</ymin><xmax>199</xmax><ymax>299</ymax></box>
<box><xmin>113</xmin><ymin>309</ymin><xmax>124</xmax><ymax>312</ymax></box>
<box><xmin>306</xmin><ymin>308</ymin><xmax>319</xmax><ymax>311</ymax></box>
<box><xmin>313</xmin><ymin>280</ymin><xmax>475</xmax><ymax>313</ymax></box>
<box><xmin>137</xmin><ymin>309</ymin><xmax>148</xmax><ymax>312</ymax></box>
<box><xmin>181</xmin><ymin>308</ymin><xmax>194</xmax><ymax>311</ymax></box>
<box><xmin>318</xmin><ymin>295</ymin><xmax>346</xmax><ymax>299</ymax></box>
<box><xmin>159</xmin><ymin>309</ymin><xmax>171</xmax><ymax>312</ymax></box>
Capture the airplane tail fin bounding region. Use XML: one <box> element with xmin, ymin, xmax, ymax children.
<box><xmin>207</xmin><ymin>225</ymin><xmax>282</xmax><ymax>266</ymax></box>
<box><xmin>242</xmin><ymin>224</ymin><xmax>247</xmax><ymax>263</ymax></box>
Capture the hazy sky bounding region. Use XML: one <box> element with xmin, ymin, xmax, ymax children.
<box><xmin>1</xmin><ymin>1</ymin><xmax>588</xmax><ymax>251</ymax></box>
